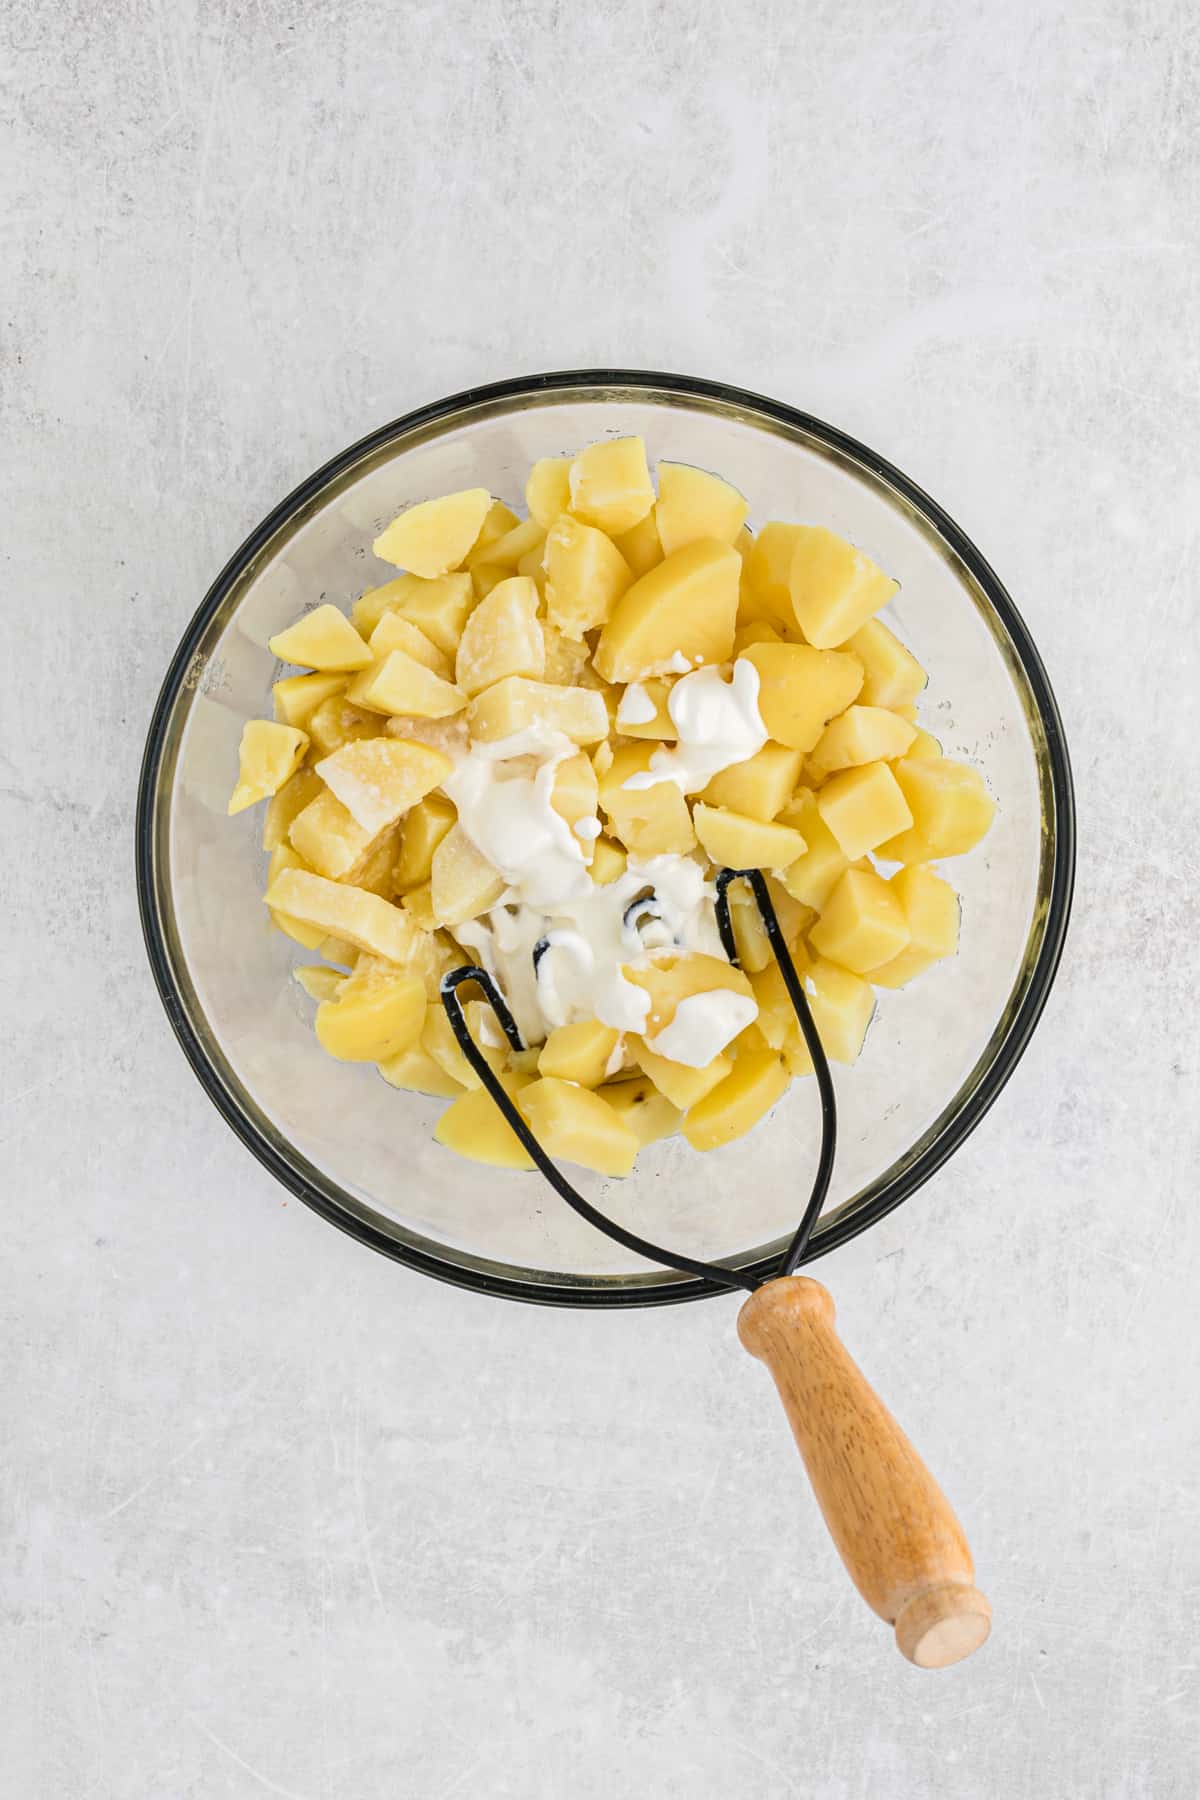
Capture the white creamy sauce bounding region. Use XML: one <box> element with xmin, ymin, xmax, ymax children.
<box><xmin>622</xmin><ymin>658</ymin><xmax>766</xmax><ymax>796</ymax></box>
<box><xmin>442</xmin><ymin>727</ymin><xmax>591</xmax><ymax>909</ymax></box>
<box><xmin>616</xmin><ymin>682</ymin><xmax>658</xmax><ymax>728</ymax></box>
<box><xmin>645</xmin><ymin>990</ymin><xmax>758</xmax><ymax>1067</ymax></box>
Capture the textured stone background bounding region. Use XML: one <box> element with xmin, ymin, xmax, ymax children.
<box><xmin>4</xmin><ymin>2</ymin><xmax>1199</xmax><ymax>1795</ymax></box>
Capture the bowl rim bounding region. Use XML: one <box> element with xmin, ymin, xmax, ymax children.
<box><xmin>136</xmin><ymin>367</ymin><xmax>1075</xmax><ymax>1308</ymax></box>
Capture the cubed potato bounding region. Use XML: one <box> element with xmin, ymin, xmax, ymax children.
<box><xmin>268</xmin><ymin>604</ymin><xmax>374</xmax><ymax>672</ymax></box>
<box><xmin>315</xmin><ymin>738</ymin><xmax>452</xmax><ymax>835</ymax></box>
<box><xmin>318</xmin><ymin>934</ymin><xmax>360</xmax><ymax>969</ymax></box>
<box><xmin>589</xmin><ymin>836</ymin><xmax>627</xmax><ymax>884</ymax></box>
<box><xmin>373</xmin><ymin>487</ymin><xmax>493</xmax><ymax>577</ymax></box>
<box><xmin>741</xmin><ymin>522</ymin><xmax>805</xmax><ymax>627</ymax></box>
<box><xmin>807</xmin><ymin>704</ymin><xmax>917</xmax><ymax>776</ymax></box>
<box><xmin>272</xmin><ymin>670</ymin><xmax>347</xmax><ymax>728</ymax></box>
<box><xmin>906</xmin><ymin>727</ymin><xmax>942</xmax><ymax>761</ymax></box>
<box><xmin>265</xmin><ymin>844</ymin><xmax>327</xmax><ymax>949</ymax></box>
<box><xmin>377</xmin><ymin>1040</ymin><xmax>465</xmax><ymax>1100</ymax></box>
<box><xmin>871</xmin><ymin>865</ymin><xmax>960</xmax><ymax>987</ymax></box>
<box><xmin>733</xmin><ymin>621</ymin><xmax>785</xmax><ymax>657</ymax></box>
<box><xmin>634</xmin><ymin>1042</ymin><xmax>732</xmax><ymax>1109</ymax></box>
<box><xmin>434</xmin><ymin>1073</ymin><xmax>535</xmax><ymax>1169</ymax></box>
<box><xmin>542</xmin><ymin>623</ymin><xmax>592</xmax><ymax>686</ymax></box>
<box><xmin>625</xmin><ymin>952</ymin><xmax>755</xmax><ymax>1038</ymax></box>
<box><xmin>749</xmin><ymin>954</ymin><xmax>809</xmax><ymax>1053</ymax></box>
<box><xmin>817</xmin><ymin>761</ymin><xmax>913</xmax><ymax>858</ymax></box>
<box><xmin>654</xmin><ymin>462</ymin><xmax>748</xmax><ymax>557</ymax></box>
<box><xmin>400</xmin><ymin>882</ymin><xmax>438</xmax><ymax>931</ymax></box>
<box><xmin>543</xmin><ymin>514</ymin><xmax>633</xmax><ymax>639</ymax></box>
<box><xmin>741</xmin><ymin>642</ymin><xmax>864</xmax><ymax>752</ymax></box>
<box><xmin>315</xmin><ymin>967</ymin><xmax>426</xmax><ymax>1062</ymax></box>
<box><xmin>549</xmin><ymin>752</ymin><xmax>599</xmax><ymax>856</ymax></box>
<box><xmin>262</xmin><ymin>766</ymin><xmax>324</xmax><ymax>850</ymax></box>
<box><xmin>599</xmin><ymin>1076</ymin><xmax>682</xmax><ymax>1147</ymax></box>
<box><xmin>699</xmin><ymin>741</ymin><xmax>803</xmax><ymax>821</ymax></box>
<box><xmin>725</xmin><ymin>883</ymin><xmax>772</xmax><ymax>973</ymax></box>
<box><xmin>348</xmin><ymin>650</ymin><xmax>465</xmax><ymax>719</ymax></box>
<box><xmin>765</xmin><ymin>874</ymin><xmax>816</xmax><ymax>947</ymax></box>
<box><xmin>525</xmin><ymin>457</ymin><xmax>574</xmax><ymax>528</ymax></box>
<box><xmin>350</xmin><ymin>578</ymin><xmax>414</xmax><ymax>639</ymax></box>
<box><xmin>804</xmin><ymin>956</ymin><xmax>876</xmax><ymax>1064</ymax></box>
<box><xmin>357</xmin><ymin>572</ymin><xmax>475</xmax><ymax>655</ymax></box>
<box><xmin>787</xmin><ymin>527</ymin><xmax>897</xmax><ymax>647</ymax></box>
<box><xmin>469</xmin><ymin>514</ymin><xmax>544</xmax><ymax>572</ymax></box>
<box><xmin>876</xmin><ymin>758</ymin><xmax>996</xmax><ymax>862</ymax></box>
<box><xmin>384</xmin><ymin>713</ymin><xmax>469</xmax><ymax>758</ymax></box>
<box><xmin>682</xmin><ymin>1050</ymin><xmax>789</xmax><ymax>1152</ymax></box>
<box><xmin>692</xmin><ymin>804</ymin><xmax>807</xmax><ymax>872</ymax></box>
<box><xmin>367</xmin><ymin>612</ymin><xmax>453</xmax><ymax>679</ymax></box>
<box><xmin>293</xmin><ymin>964</ymin><xmax>346</xmax><ymax>1002</ymax></box>
<box><xmin>422</xmin><ymin>1000</ymin><xmax>508</xmax><ymax>1091</ymax></box>
<box><xmin>593</xmin><ymin>539</ymin><xmax>740</xmax><ymax>683</ymax></box>
<box><xmin>466</xmin><ymin>677</ymin><xmax>608</xmax><ymax>745</ymax></box>
<box><xmin>615</xmin><ymin>678</ymin><xmax>677</xmax><ymax>740</ymax></box>
<box><xmin>516</xmin><ymin>537</ymin><xmax>548</xmax><ymax>584</ymax></box>
<box><xmin>352</xmin><ymin>826</ymin><xmax>402</xmax><ymax>898</ymax></box>
<box><xmin>454</xmin><ymin>576</ymin><xmax>545</xmax><ymax>695</ymax></box>
<box><xmin>305</xmin><ymin>694</ymin><xmax>386</xmax><ymax>757</ymax></box>
<box><xmin>518</xmin><ymin>1078</ymin><xmax>639</xmax><ymax>1177</ymax></box>
<box><xmin>843</xmin><ymin>618</ymin><xmax>926</xmax><ymax>709</ymax></box>
<box><xmin>228</xmin><ymin>720</ymin><xmax>309</xmax><ymax>815</ymax></box>
<box><xmin>288</xmin><ymin>788</ymin><xmax>380</xmax><ymax>880</ymax></box>
<box><xmin>568</xmin><ymin>436</ymin><xmax>655</xmax><ymax>535</ymax></box>
<box><xmin>809</xmin><ymin>867</ymin><xmax>910</xmax><ymax>973</ymax></box>
<box><xmin>597</xmin><ymin>743</ymin><xmax>696</xmax><ymax>857</ymax></box>
<box><xmin>430</xmin><ymin>822</ymin><xmax>506</xmax><ymax>926</ymax></box>
<box><xmin>470</xmin><ymin>561</ymin><xmax>511</xmax><ymax>601</ymax></box>
<box><xmin>264</xmin><ymin>867</ymin><xmax>427</xmax><ymax>963</ymax></box>
<box><xmin>394</xmin><ymin>794</ymin><xmax>457</xmax><ymax>891</ymax></box>
<box><xmin>472</xmin><ymin>499</ymin><xmax>521</xmax><ymax>555</ymax></box>
<box><xmin>538</xmin><ymin>1020</ymin><xmax>621</xmax><ymax>1088</ymax></box>
<box><xmin>776</xmin><ymin>790</ymin><xmax>850</xmax><ymax>908</ymax></box>
<box><xmin>612</xmin><ymin>510</ymin><xmax>663</xmax><ymax>577</ymax></box>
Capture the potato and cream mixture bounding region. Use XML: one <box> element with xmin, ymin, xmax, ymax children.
<box><xmin>229</xmin><ymin>437</ymin><xmax>995</xmax><ymax>1177</ymax></box>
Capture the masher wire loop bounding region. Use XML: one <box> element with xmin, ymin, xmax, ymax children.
<box><xmin>440</xmin><ymin>870</ymin><xmax>838</xmax><ymax>1294</ymax></box>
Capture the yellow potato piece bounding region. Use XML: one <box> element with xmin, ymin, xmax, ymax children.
<box><xmin>906</xmin><ymin>727</ymin><xmax>942</xmax><ymax>761</ymax></box>
<box><xmin>568</xmin><ymin>436</ymin><xmax>655</xmax><ymax>535</ymax></box>
<box><xmin>269</xmin><ymin>604</ymin><xmax>374</xmax><ymax>672</ymax></box>
<box><xmin>624</xmin><ymin>951</ymin><xmax>754</xmax><ymax>1038</ymax></box>
<box><xmin>348</xmin><ymin>650</ymin><xmax>465</xmax><ymax>719</ymax></box>
<box><xmin>430</xmin><ymin>822</ymin><xmax>506</xmax><ymax>926</ymax></box>
<box><xmin>725</xmin><ymin>884</ymin><xmax>773</xmax><ymax>974</ymax></box>
<box><xmin>808</xmin><ymin>704</ymin><xmax>917</xmax><ymax>776</ymax></box>
<box><xmin>692</xmin><ymin>804</ymin><xmax>807</xmax><ymax>872</ymax></box>
<box><xmin>351</xmin><ymin>826</ymin><xmax>402</xmax><ymax>899</ymax></box>
<box><xmin>733</xmin><ymin>620</ymin><xmax>785</xmax><ymax>656</ymax></box>
<box><xmin>377</xmin><ymin>1041</ymin><xmax>465</xmax><ymax>1100</ymax></box>
<box><xmin>264</xmin><ymin>867</ymin><xmax>427</xmax><ymax>963</ymax></box>
<box><xmin>876</xmin><ymin>758</ymin><xmax>996</xmax><ymax>863</ymax></box>
<box><xmin>384</xmin><ymin>713</ymin><xmax>468</xmax><ymax>758</ymax></box>
<box><xmin>373</xmin><ymin>487</ymin><xmax>492</xmax><ymax>577</ymax></box>
<box><xmin>589</xmin><ymin>836</ymin><xmax>627</xmax><ymax>884</ymax></box>
<box><xmin>654</xmin><ymin>462</ymin><xmax>748</xmax><ymax>557</ymax></box>
<box><xmin>394</xmin><ymin>794</ymin><xmax>457</xmax><ymax>891</ymax></box>
<box><xmin>272</xmin><ymin>670</ymin><xmax>346</xmax><ymax>727</ymax></box>
<box><xmin>549</xmin><ymin>752</ymin><xmax>599</xmax><ymax>857</ymax></box>
<box><xmin>597</xmin><ymin>743</ymin><xmax>696</xmax><ymax>857</ymax></box>
<box><xmin>422</xmin><ymin>1001</ymin><xmax>508</xmax><ymax>1091</ymax></box>
<box><xmin>468</xmin><ymin>514</ymin><xmax>544</xmax><ymax>572</ymax></box>
<box><xmin>228</xmin><ymin>719</ymin><xmax>309</xmax><ymax>816</ymax></box>
<box><xmin>741</xmin><ymin>642</ymin><xmax>864</xmax><ymax>752</ymax></box>
<box><xmin>455</xmin><ymin>576</ymin><xmax>544</xmax><ymax>696</ymax></box>
<box><xmin>682</xmin><ymin>1049</ymin><xmax>789</xmax><ymax>1152</ymax></box>
<box><xmin>525</xmin><ymin>456</ymin><xmax>573</xmax><ymax>528</ymax></box>
<box><xmin>634</xmin><ymin>1041</ymin><xmax>732</xmax><ymax>1110</ymax></box>
<box><xmin>804</xmin><ymin>956</ymin><xmax>876</xmax><ymax>1064</ymax></box>
<box><xmin>542</xmin><ymin>623</ymin><xmax>592</xmax><ymax>686</ymax></box>
<box><xmin>871</xmin><ymin>865</ymin><xmax>960</xmax><ymax>988</ymax></box>
<box><xmin>612</xmin><ymin>510</ymin><xmax>663</xmax><ymax>577</ymax></box>
<box><xmin>262</xmin><ymin>767</ymin><xmax>324</xmax><ymax>850</ymax></box>
<box><xmin>293</xmin><ymin>965</ymin><xmax>345</xmax><ymax>1003</ymax></box>
<box><xmin>305</xmin><ymin>693</ymin><xmax>385</xmax><ymax>757</ymax></box>
<box><xmin>741</xmin><ymin>522</ymin><xmax>805</xmax><ymax>627</ymax></box>
<box><xmin>434</xmin><ymin>1073</ymin><xmax>535</xmax><ymax>1169</ymax></box>
<box><xmin>266</xmin><ymin>844</ymin><xmax>328</xmax><ymax>949</ymax></box>
<box><xmin>817</xmin><ymin>761</ymin><xmax>913</xmax><ymax>859</ymax></box>
<box><xmin>353</xmin><ymin>572</ymin><xmax>475</xmax><ymax>654</ymax></box>
<box><xmin>843</xmin><ymin>618</ymin><xmax>926</xmax><ymax>709</ymax></box>
<box><xmin>318</xmin><ymin>935</ymin><xmax>360</xmax><ymax>969</ymax></box>
<box><xmin>749</xmin><ymin>954</ymin><xmax>809</xmax><ymax>1054</ymax></box>
<box><xmin>519</xmin><ymin>1078</ymin><xmax>640</xmax><ymax>1178</ymax></box>
<box><xmin>315</xmin><ymin>968</ymin><xmax>426</xmax><ymax>1063</ymax></box>
<box><xmin>472</xmin><ymin>499</ymin><xmax>521</xmax><ymax>553</ymax></box>
<box><xmin>400</xmin><ymin>882</ymin><xmax>437</xmax><ymax>932</ymax></box>
<box><xmin>777</xmin><ymin>790</ymin><xmax>850</xmax><ymax>909</ymax></box>
<box><xmin>787</xmin><ymin>526</ymin><xmax>897</xmax><ymax>648</ymax></box>
<box><xmin>315</xmin><ymin>738</ymin><xmax>452</xmax><ymax>835</ymax></box>
<box><xmin>615</xmin><ymin>678</ymin><xmax>677</xmax><ymax>740</ymax></box>
<box><xmin>466</xmin><ymin>677</ymin><xmax>609</xmax><ymax>746</ymax></box>
<box><xmin>367</xmin><ymin>613</ymin><xmax>453</xmax><ymax>679</ymax></box>
<box><xmin>543</xmin><ymin>514</ymin><xmax>633</xmax><ymax>639</ymax></box>
<box><xmin>599</xmin><ymin>1076</ymin><xmax>681</xmax><ymax>1147</ymax></box>
<box><xmin>537</xmin><ymin>1020</ymin><xmax>620</xmax><ymax>1088</ymax></box>
<box><xmin>288</xmin><ymin>788</ymin><xmax>381</xmax><ymax>880</ymax></box>
<box><xmin>809</xmin><ymin>867</ymin><xmax>910</xmax><ymax>974</ymax></box>
<box><xmin>593</xmin><ymin>539</ymin><xmax>740</xmax><ymax>683</ymax></box>
<box><xmin>699</xmin><ymin>741</ymin><xmax>803</xmax><ymax>821</ymax></box>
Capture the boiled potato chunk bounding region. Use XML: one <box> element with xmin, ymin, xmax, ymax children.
<box><xmin>907</xmin><ymin>727</ymin><xmax>942</xmax><ymax>761</ymax></box>
<box><xmin>293</xmin><ymin>964</ymin><xmax>345</xmax><ymax>1002</ymax></box>
<box><xmin>519</xmin><ymin>1078</ymin><xmax>639</xmax><ymax>1177</ymax></box>
<box><xmin>525</xmin><ymin>456</ymin><xmax>573</xmax><ymax>528</ymax></box>
<box><xmin>400</xmin><ymin>882</ymin><xmax>438</xmax><ymax>931</ymax></box>
<box><xmin>455</xmin><ymin>576</ymin><xmax>544</xmax><ymax>695</ymax></box>
<box><xmin>599</xmin><ymin>1076</ymin><xmax>682</xmax><ymax>1147</ymax></box>
<box><xmin>352</xmin><ymin>826</ymin><xmax>402</xmax><ymax>898</ymax></box>
<box><xmin>228</xmin><ymin>719</ymin><xmax>309</xmax><ymax>815</ymax></box>
<box><xmin>273</xmin><ymin>670</ymin><xmax>346</xmax><ymax>727</ymax></box>
<box><xmin>741</xmin><ymin>642</ymin><xmax>864</xmax><ymax>752</ymax></box>
<box><xmin>473</xmin><ymin>499</ymin><xmax>521</xmax><ymax>554</ymax></box>
<box><xmin>542</xmin><ymin>623</ymin><xmax>592</xmax><ymax>686</ymax></box>
<box><xmin>305</xmin><ymin>694</ymin><xmax>385</xmax><ymax>756</ymax></box>
<box><xmin>597</xmin><ymin>743</ymin><xmax>696</xmax><ymax>857</ymax></box>
<box><xmin>315</xmin><ymin>738</ymin><xmax>452</xmax><ymax>835</ymax></box>
<box><xmin>843</xmin><ymin>618</ymin><xmax>926</xmax><ymax>709</ymax></box>
<box><xmin>266</xmin><ymin>844</ymin><xmax>327</xmax><ymax>949</ymax></box>
<box><xmin>809</xmin><ymin>867</ymin><xmax>910</xmax><ymax>974</ymax></box>
<box><xmin>348</xmin><ymin>650</ymin><xmax>465</xmax><ymax>719</ymax></box>
<box><xmin>615</xmin><ymin>677</ymin><xmax>676</xmax><ymax>740</ymax></box>
<box><xmin>264</xmin><ymin>867</ymin><xmax>428</xmax><ymax>963</ymax></box>
<box><xmin>871</xmin><ymin>865</ymin><xmax>960</xmax><ymax>987</ymax></box>
<box><xmin>593</xmin><ymin>539</ymin><xmax>740</xmax><ymax>683</ymax></box>
<box><xmin>269</xmin><ymin>604</ymin><xmax>373</xmax><ymax>672</ymax></box>
<box><xmin>385</xmin><ymin>713</ymin><xmax>468</xmax><ymax>758</ymax></box>
<box><xmin>377</xmin><ymin>1040</ymin><xmax>465</xmax><ymax>1099</ymax></box>
<box><xmin>430</xmin><ymin>823</ymin><xmax>506</xmax><ymax>926</ymax></box>
<box><xmin>877</xmin><ymin>758</ymin><xmax>996</xmax><ymax>862</ymax></box>
<box><xmin>726</xmin><ymin>884</ymin><xmax>773</xmax><ymax>974</ymax></box>
<box><xmin>682</xmin><ymin>1050</ymin><xmax>789</xmax><ymax>1152</ymax></box>
<box><xmin>367</xmin><ymin>612</ymin><xmax>453</xmax><ymax>678</ymax></box>
<box><xmin>749</xmin><ymin>955</ymin><xmax>808</xmax><ymax>1053</ymax></box>
<box><xmin>470</xmin><ymin>514</ymin><xmax>544</xmax><ymax>571</ymax></box>
<box><xmin>356</xmin><ymin>572</ymin><xmax>475</xmax><ymax>655</ymax></box>
<box><xmin>422</xmin><ymin>1001</ymin><xmax>507</xmax><ymax>1091</ymax></box>
<box><xmin>394</xmin><ymin>794</ymin><xmax>457</xmax><ymax>891</ymax></box>
<box><xmin>549</xmin><ymin>752</ymin><xmax>599</xmax><ymax>855</ymax></box>
<box><xmin>742</xmin><ymin>522</ymin><xmax>804</xmax><ymax>627</ymax></box>
<box><xmin>315</xmin><ymin>968</ymin><xmax>426</xmax><ymax>1063</ymax></box>
<box><xmin>787</xmin><ymin>527</ymin><xmax>897</xmax><ymax>647</ymax></box>
<box><xmin>568</xmin><ymin>436</ymin><xmax>655</xmax><ymax>535</ymax></box>
<box><xmin>434</xmin><ymin>1073</ymin><xmax>535</xmax><ymax>1170</ymax></box>
<box><xmin>654</xmin><ymin>462</ymin><xmax>748</xmax><ymax>557</ymax></box>
<box><xmin>543</xmin><ymin>514</ymin><xmax>632</xmax><ymax>639</ymax></box>
<box><xmin>262</xmin><ymin>766</ymin><xmax>324</xmax><ymax>850</ymax></box>
<box><xmin>634</xmin><ymin>1043</ymin><xmax>732</xmax><ymax>1110</ymax></box>
<box><xmin>467</xmin><ymin>677</ymin><xmax>608</xmax><ymax>745</ymax></box>
<box><xmin>373</xmin><ymin>487</ymin><xmax>492</xmax><ymax>577</ymax></box>
<box><xmin>804</xmin><ymin>957</ymin><xmax>876</xmax><ymax>1064</ymax></box>
<box><xmin>699</xmin><ymin>741</ymin><xmax>802</xmax><ymax>821</ymax></box>
<box><xmin>288</xmin><ymin>787</ymin><xmax>380</xmax><ymax>880</ymax></box>
<box><xmin>777</xmin><ymin>790</ymin><xmax>849</xmax><ymax>909</ymax></box>
<box><xmin>625</xmin><ymin>952</ymin><xmax>755</xmax><ymax>1040</ymax></box>
<box><xmin>589</xmin><ymin>836</ymin><xmax>627</xmax><ymax>884</ymax></box>
<box><xmin>537</xmin><ymin>1019</ymin><xmax>620</xmax><ymax>1087</ymax></box>
<box><xmin>692</xmin><ymin>804</ymin><xmax>806</xmax><ymax>872</ymax></box>
<box><xmin>612</xmin><ymin>510</ymin><xmax>663</xmax><ymax>577</ymax></box>
<box><xmin>808</xmin><ymin>704</ymin><xmax>917</xmax><ymax>776</ymax></box>
<box><xmin>817</xmin><ymin>761</ymin><xmax>913</xmax><ymax>859</ymax></box>
<box><xmin>733</xmin><ymin>620</ymin><xmax>785</xmax><ymax>656</ymax></box>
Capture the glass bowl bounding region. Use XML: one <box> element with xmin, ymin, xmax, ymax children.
<box><xmin>136</xmin><ymin>370</ymin><xmax>1074</xmax><ymax>1307</ymax></box>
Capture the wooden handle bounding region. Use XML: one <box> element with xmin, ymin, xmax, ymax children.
<box><xmin>738</xmin><ymin>1276</ymin><xmax>990</xmax><ymax>1668</ymax></box>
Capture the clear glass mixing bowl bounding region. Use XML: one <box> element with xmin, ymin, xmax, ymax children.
<box><xmin>136</xmin><ymin>371</ymin><xmax>1074</xmax><ymax>1306</ymax></box>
